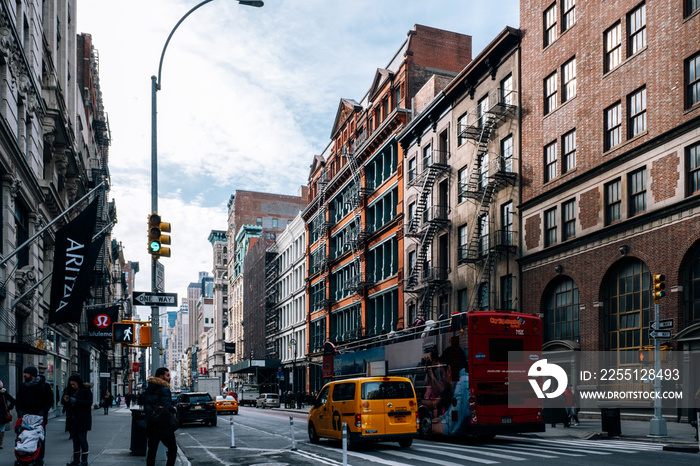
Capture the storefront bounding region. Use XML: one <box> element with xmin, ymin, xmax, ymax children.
<box><xmin>45</xmin><ymin>327</ymin><xmax>71</xmax><ymax>414</ymax></box>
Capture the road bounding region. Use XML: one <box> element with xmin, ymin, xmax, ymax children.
<box><xmin>175</xmin><ymin>407</ymin><xmax>699</xmax><ymax>465</ymax></box>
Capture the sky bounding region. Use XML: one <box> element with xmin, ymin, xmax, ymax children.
<box><xmin>77</xmin><ymin>0</ymin><xmax>519</xmax><ymax>318</ymax></box>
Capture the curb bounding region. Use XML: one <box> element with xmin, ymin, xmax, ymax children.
<box><xmin>662</xmin><ymin>444</ymin><xmax>699</xmax><ymax>453</ymax></box>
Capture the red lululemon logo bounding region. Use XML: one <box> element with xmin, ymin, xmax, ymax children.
<box><xmin>94</xmin><ymin>314</ymin><xmax>111</xmax><ymax>329</ymax></box>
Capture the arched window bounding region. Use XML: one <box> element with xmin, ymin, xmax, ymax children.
<box><xmin>685</xmin><ymin>246</ymin><xmax>700</xmax><ymax>325</ymax></box>
<box><xmin>543</xmin><ymin>278</ymin><xmax>580</xmax><ymax>342</ymax></box>
<box><xmin>604</xmin><ymin>259</ymin><xmax>652</xmax><ymax>364</ymax></box>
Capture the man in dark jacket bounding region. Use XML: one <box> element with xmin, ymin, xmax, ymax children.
<box><xmin>16</xmin><ymin>366</ymin><xmax>53</xmax><ymax>464</ymax></box>
<box><xmin>142</xmin><ymin>367</ymin><xmax>177</xmax><ymax>466</ymax></box>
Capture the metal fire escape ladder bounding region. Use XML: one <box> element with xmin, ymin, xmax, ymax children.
<box><xmin>404</xmin><ymin>152</ymin><xmax>450</xmax><ymax>318</ymax></box>
<box><xmin>344</xmin><ymin>145</ymin><xmax>369</xmax><ymax>297</ymax></box>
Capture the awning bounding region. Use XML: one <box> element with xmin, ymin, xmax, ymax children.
<box><xmin>228</xmin><ymin>358</ymin><xmax>280</xmax><ymax>374</ymax></box>
<box><xmin>0</xmin><ymin>341</ymin><xmax>47</xmax><ymax>355</ymax></box>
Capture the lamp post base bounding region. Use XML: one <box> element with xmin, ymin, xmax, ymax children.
<box><xmin>648</xmin><ymin>416</ymin><xmax>668</xmax><ymax>437</ymax></box>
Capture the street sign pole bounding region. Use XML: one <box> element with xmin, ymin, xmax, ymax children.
<box><xmin>151</xmin><ymin>257</ymin><xmax>160</xmax><ymax>375</ymax></box>
<box><xmin>648</xmin><ymin>301</ymin><xmax>667</xmax><ymax>437</ymax></box>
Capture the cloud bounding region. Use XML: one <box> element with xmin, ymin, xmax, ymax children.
<box><xmin>79</xmin><ymin>0</ymin><xmax>519</xmax><ymax>304</ymax></box>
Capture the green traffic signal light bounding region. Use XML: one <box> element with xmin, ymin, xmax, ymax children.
<box><xmin>148</xmin><ymin>213</ymin><xmax>171</xmax><ymax>257</ymax></box>
<box><xmin>652</xmin><ymin>273</ymin><xmax>666</xmax><ymax>302</ymax></box>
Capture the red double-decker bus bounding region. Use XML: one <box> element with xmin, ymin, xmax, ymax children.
<box><xmin>324</xmin><ymin>310</ymin><xmax>545</xmax><ymax>438</ymax></box>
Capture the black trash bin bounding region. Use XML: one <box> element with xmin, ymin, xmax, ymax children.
<box><xmin>600</xmin><ymin>407</ymin><xmax>621</xmax><ymax>437</ymax></box>
<box><xmin>130</xmin><ymin>408</ymin><xmax>148</xmax><ymax>456</ymax></box>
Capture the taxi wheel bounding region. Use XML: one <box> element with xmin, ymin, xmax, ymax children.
<box><xmin>398</xmin><ymin>438</ymin><xmax>413</xmax><ymax>448</ymax></box>
<box><xmin>308</xmin><ymin>422</ymin><xmax>320</xmax><ymax>444</ymax></box>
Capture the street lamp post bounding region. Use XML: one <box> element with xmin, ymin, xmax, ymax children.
<box><xmin>150</xmin><ymin>0</ymin><xmax>263</xmax><ymax>374</ymax></box>
<box><xmin>289</xmin><ymin>338</ymin><xmax>297</xmax><ymax>396</ymax></box>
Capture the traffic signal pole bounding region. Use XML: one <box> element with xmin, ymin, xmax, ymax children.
<box><xmin>649</xmin><ymin>274</ymin><xmax>667</xmax><ymax>437</ymax></box>
<box><xmin>151</xmin><ymin>74</ymin><xmax>161</xmax><ymax>375</ymax></box>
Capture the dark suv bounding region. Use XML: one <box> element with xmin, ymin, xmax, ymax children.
<box><xmin>175</xmin><ymin>392</ymin><xmax>217</xmax><ymax>426</ymax></box>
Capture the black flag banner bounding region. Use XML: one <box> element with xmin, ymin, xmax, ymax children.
<box><xmin>48</xmin><ymin>199</ymin><xmax>99</xmax><ymax>325</ymax></box>
<box><xmin>86</xmin><ymin>305</ymin><xmax>119</xmax><ymax>338</ymax></box>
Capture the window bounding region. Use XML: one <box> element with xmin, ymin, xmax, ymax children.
<box><xmin>604</xmin><ymin>260</ymin><xmax>652</xmax><ymax>358</ymax></box>
<box><xmin>605</xmin><ymin>179</ymin><xmax>622</xmax><ymax>224</ymax></box>
<box><xmin>478</xmin><ymin>214</ymin><xmax>489</xmax><ymax>256</ymax></box>
<box><xmin>501</xmin><ymin>74</ymin><xmax>514</xmax><ymax>106</ymax></box>
<box><xmin>562</xmin><ymin>199</ymin><xmax>576</xmax><ymax>241</ymax></box>
<box><xmin>394</xmin><ymin>86</ymin><xmax>401</xmax><ymax>109</ymax></box>
<box><xmin>628</xmin><ymin>87</ymin><xmax>646</xmax><ymax>137</ymax></box>
<box><xmin>628</xmin><ymin>3</ymin><xmax>646</xmax><ymax>56</ymax></box>
<box><xmin>562</xmin><ymin>0</ymin><xmax>576</xmax><ymax>30</ymax></box>
<box><xmin>545</xmin><ymin>72</ymin><xmax>558</xmax><ymax>114</ymax></box>
<box><xmin>544</xmin><ymin>141</ymin><xmax>558</xmax><ymax>182</ymax></box>
<box><xmin>688</xmin><ymin>141</ymin><xmax>700</xmax><ymax>195</ymax></box>
<box><xmin>458</xmin><ymin>288</ymin><xmax>468</xmax><ymax>313</ymax></box>
<box><xmin>272</xmin><ymin>218</ymin><xmax>278</xmax><ymax>229</ymax></box>
<box><xmin>422</xmin><ymin>145</ymin><xmax>432</xmax><ymax>172</ymax></box>
<box><xmin>562</xmin><ymin>129</ymin><xmax>576</xmax><ymax>173</ymax></box>
<box><xmin>628</xmin><ymin>168</ymin><xmax>647</xmax><ymax>215</ymax></box>
<box><xmin>501</xmin><ymin>202</ymin><xmax>514</xmax><ymax>246</ymax></box>
<box><xmin>408</xmin><ymin>250</ymin><xmax>416</xmax><ymax>277</ymax></box>
<box><xmin>458</xmin><ymin>167</ymin><xmax>468</xmax><ymax>202</ymax></box>
<box><xmin>457</xmin><ymin>112</ymin><xmax>468</xmax><ymax>145</ymax></box>
<box><xmin>477</xmin><ymin>95</ymin><xmax>489</xmax><ymax>127</ymax></box>
<box><xmin>688</xmin><ymin>0</ymin><xmax>700</xmax><ymax>16</ymax></box>
<box><xmin>14</xmin><ymin>203</ymin><xmax>29</xmax><ymax>268</ymax></box>
<box><xmin>545</xmin><ymin>207</ymin><xmax>557</xmax><ymax>246</ymax></box>
<box><xmin>458</xmin><ymin>224</ymin><xmax>469</xmax><ymax>261</ymax></box>
<box><xmin>604</xmin><ymin>102</ymin><xmax>622</xmax><ymax>151</ymax></box>
<box><xmin>544</xmin><ymin>278</ymin><xmax>580</xmax><ymax>342</ymax></box>
<box><xmin>544</xmin><ymin>3</ymin><xmax>558</xmax><ymax>47</ymax></box>
<box><xmin>256</xmin><ymin>217</ymin><xmax>262</xmax><ymax>226</ymax></box>
<box><xmin>500</xmin><ymin>275</ymin><xmax>514</xmax><ymax>310</ymax></box>
<box><xmin>501</xmin><ymin>135</ymin><xmax>513</xmax><ymax>173</ymax></box>
<box><xmin>605</xmin><ymin>23</ymin><xmax>622</xmax><ymax>72</ymax></box>
<box><xmin>687</xmin><ymin>53</ymin><xmax>700</xmax><ymax>108</ymax></box>
<box><xmin>562</xmin><ymin>58</ymin><xmax>576</xmax><ymax>102</ymax></box>
<box><xmin>408</xmin><ymin>157</ymin><xmax>416</xmax><ymax>182</ymax></box>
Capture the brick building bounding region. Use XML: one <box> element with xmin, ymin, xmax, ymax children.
<box><xmin>303</xmin><ymin>25</ymin><xmax>472</xmax><ymax>392</ymax></box>
<box><xmin>519</xmin><ymin>0</ymin><xmax>700</xmax><ymax>394</ymax></box>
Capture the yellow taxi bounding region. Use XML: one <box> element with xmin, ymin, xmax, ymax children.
<box><xmin>307</xmin><ymin>376</ymin><xmax>418</xmax><ymax>448</ymax></box>
<box><xmin>215</xmin><ymin>395</ymin><xmax>239</xmax><ymax>414</ymax></box>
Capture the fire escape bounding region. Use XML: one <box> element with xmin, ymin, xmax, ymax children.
<box><xmin>457</xmin><ymin>89</ymin><xmax>518</xmax><ymax>309</ymax></box>
<box><xmin>404</xmin><ymin>149</ymin><xmax>451</xmax><ymax>318</ymax></box>
<box><xmin>264</xmin><ymin>250</ymin><xmax>278</xmax><ymax>359</ymax></box>
<box><xmin>343</xmin><ymin>144</ymin><xmax>373</xmax><ymax>299</ymax></box>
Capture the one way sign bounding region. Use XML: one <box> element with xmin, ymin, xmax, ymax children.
<box><xmin>132</xmin><ymin>291</ymin><xmax>178</xmax><ymax>307</ymax></box>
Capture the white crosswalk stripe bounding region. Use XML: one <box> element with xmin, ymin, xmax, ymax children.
<box><xmin>306</xmin><ymin>436</ymin><xmax>667</xmax><ymax>465</ymax></box>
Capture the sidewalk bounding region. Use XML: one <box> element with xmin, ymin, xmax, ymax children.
<box><xmin>0</xmin><ymin>406</ymin><xmax>189</xmax><ymax>466</ymax></box>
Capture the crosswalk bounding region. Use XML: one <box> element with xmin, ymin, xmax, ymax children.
<box><xmin>310</xmin><ymin>435</ymin><xmax>666</xmax><ymax>465</ymax></box>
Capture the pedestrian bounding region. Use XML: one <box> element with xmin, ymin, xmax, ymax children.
<box><xmin>296</xmin><ymin>391</ymin><xmax>302</xmax><ymax>409</ymax></box>
<box><xmin>691</xmin><ymin>386</ymin><xmax>700</xmax><ymax>441</ymax></box>
<box><xmin>143</xmin><ymin>368</ymin><xmax>178</xmax><ymax>466</ymax></box>
<box><xmin>63</xmin><ymin>375</ymin><xmax>92</xmax><ymax>466</ymax></box>
<box><xmin>102</xmin><ymin>390</ymin><xmax>113</xmax><ymax>415</ymax></box>
<box><xmin>16</xmin><ymin>366</ymin><xmax>54</xmax><ymax>464</ymax></box>
<box><xmin>0</xmin><ymin>379</ymin><xmax>16</xmax><ymax>449</ymax></box>
<box><xmin>125</xmin><ymin>393</ymin><xmax>132</xmax><ymax>408</ymax></box>
<box><xmin>61</xmin><ymin>381</ymin><xmax>77</xmax><ymax>439</ymax></box>
<box><xmin>563</xmin><ymin>384</ymin><xmax>579</xmax><ymax>426</ymax></box>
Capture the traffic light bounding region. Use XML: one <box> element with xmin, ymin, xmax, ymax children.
<box><xmin>652</xmin><ymin>274</ymin><xmax>666</xmax><ymax>302</ymax></box>
<box><xmin>112</xmin><ymin>323</ymin><xmax>135</xmax><ymax>344</ymax></box>
<box><xmin>148</xmin><ymin>213</ymin><xmax>171</xmax><ymax>257</ymax></box>
<box><xmin>139</xmin><ymin>326</ymin><xmax>152</xmax><ymax>346</ymax></box>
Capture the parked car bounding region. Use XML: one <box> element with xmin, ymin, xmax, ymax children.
<box><xmin>215</xmin><ymin>395</ymin><xmax>239</xmax><ymax>414</ymax></box>
<box><xmin>255</xmin><ymin>393</ymin><xmax>280</xmax><ymax>409</ymax></box>
<box><xmin>175</xmin><ymin>392</ymin><xmax>217</xmax><ymax>426</ymax></box>
<box><xmin>307</xmin><ymin>376</ymin><xmax>418</xmax><ymax>449</ymax></box>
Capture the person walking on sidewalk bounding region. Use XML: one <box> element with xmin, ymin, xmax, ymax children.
<box><xmin>0</xmin><ymin>379</ymin><xmax>16</xmax><ymax>449</ymax></box>
<box><xmin>143</xmin><ymin>368</ymin><xmax>178</xmax><ymax>466</ymax></box>
<box><xmin>102</xmin><ymin>390</ymin><xmax>113</xmax><ymax>415</ymax></box>
<box><xmin>564</xmin><ymin>384</ymin><xmax>580</xmax><ymax>426</ymax></box>
<box><xmin>16</xmin><ymin>366</ymin><xmax>53</xmax><ymax>465</ymax></box>
<box><xmin>63</xmin><ymin>375</ymin><xmax>92</xmax><ymax>466</ymax></box>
